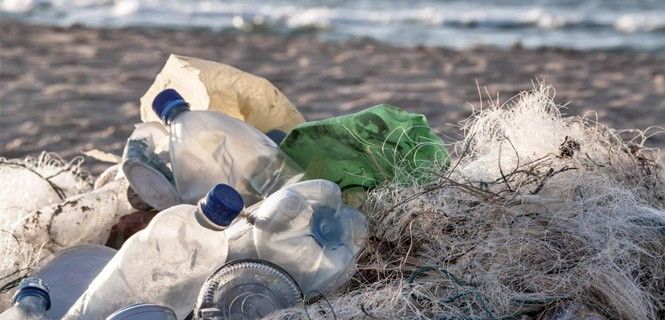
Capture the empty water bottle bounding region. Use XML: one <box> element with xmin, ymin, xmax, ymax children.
<box><xmin>194</xmin><ymin>259</ymin><xmax>302</xmax><ymax>320</ymax></box>
<box><xmin>122</xmin><ymin>122</ymin><xmax>179</xmax><ymax>211</ymax></box>
<box><xmin>106</xmin><ymin>304</ymin><xmax>177</xmax><ymax>320</ymax></box>
<box><xmin>0</xmin><ymin>277</ymin><xmax>50</xmax><ymax>320</ymax></box>
<box><xmin>34</xmin><ymin>244</ymin><xmax>116</xmax><ymax>319</ymax></box>
<box><xmin>63</xmin><ymin>183</ymin><xmax>244</xmax><ymax>320</ymax></box>
<box><xmin>224</xmin><ymin>179</ymin><xmax>368</xmax><ymax>294</ymax></box>
<box><xmin>151</xmin><ymin>88</ymin><xmax>303</xmax><ymax>206</ymax></box>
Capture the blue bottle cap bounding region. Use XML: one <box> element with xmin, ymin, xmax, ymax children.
<box><xmin>199</xmin><ymin>184</ymin><xmax>244</xmax><ymax>227</ymax></box>
<box><xmin>12</xmin><ymin>277</ymin><xmax>51</xmax><ymax>311</ymax></box>
<box><xmin>265</xmin><ymin>129</ymin><xmax>287</xmax><ymax>145</ymax></box>
<box><xmin>152</xmin><ymin>89</ymin><xmax>189</xmax><ymax>122</ymax></box>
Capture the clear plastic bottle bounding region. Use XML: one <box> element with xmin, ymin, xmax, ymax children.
<box><xmin>122</xmin><ymin>122</ymin><xmax>179</xmax><ymax>211</ymax></box>
<box><xmin>63</xmin><ymin>183</ymin><xmax>245</xmax><ymax>320</ymax></box>
<box><xmin>225</xmin><ymin>179</ymin><xmax>368</xmax><ymax>294</ymax></box>
<box><xmin>33</xmin><ymin>244</ymin><xmax>117</xmax><ymax>319</ymax></box>
<box><xmin>106</xmin><ymin>304</ymin><xmax>177</xmax><ymax>320</ymax></box>
<box><xmin>0</xmin><ymin>277</ymin><xmax>50</xmax><ymax>320</ymax></box>
<box><xmin>194</xmin><ymin>259</ymin><xmax>302</xmax><ymax>320</ymax></box>
<box><xmin>152</xmin><ymin>89</ymin><xmax>303</xmax><ymax>206</ymax></box>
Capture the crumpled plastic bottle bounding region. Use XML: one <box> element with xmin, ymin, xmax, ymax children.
<box><xmin>194</xmin><ymin>259</ymin><xmax>302</xmax><ymax>320</ymax></box>
<box><xmin>62</xmin><ymin>183</ymin><xmax>245</xmax><ymax>320</ymax></box>
<box><xmin>148</xmin><ymin>88</ymin><xmax>303</xmax><ymax>206</ymax></box>
<box><xmin>33</xmin><ymin>244</ymin><xmax>116</xmax><ymax>319</ymax></box>
<box><xmin>0</xmin><ymin>277</ymin><xmax>50</xmax><ymax>320</ymax></box>
<box><xmin>1</xmin><ymin>165</ymin><xmax>134</xmax><ymax>307</ymax></box>
<box><xmin>224</xmin><ymin>179</ymin><xmax>368</xmax><ymax>294</ymax></box>
<box><xmin>121</xmin><ymin>122</ymin><xmax>178</xmax><ymax>210</ymax></box>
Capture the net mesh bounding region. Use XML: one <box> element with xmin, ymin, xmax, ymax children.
<box><xmin>268</xmin><ymin>85</ymin><xmax>665</xmax><ymax>320</ymax></box>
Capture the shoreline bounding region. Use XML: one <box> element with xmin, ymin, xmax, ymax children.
<box><xmin>1</xmin><ymin>22</ymin><xmax>664</xmax><ymax>175</ymax></box>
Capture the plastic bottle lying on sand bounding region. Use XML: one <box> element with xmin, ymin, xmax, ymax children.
<box><xmin>224</xmin><ymin>179</ymin><xmax>368</xmax><ymax>294</ymax></box>
<box><xmin>0</xmin><ymin>165</ymin><xmax>134</xmax><ymax>301</ymax></box>
<box><xmin>0</xmin><ymin>277</ymin><xmax>50</xmax><ymax>320</ymax></box>
<box><xmin>63</xmin><ymin>184</ymin><xmax>244</xmax><ymax>320</ymax></box>
<box><xmin>106</xmin><ymin>304</ymin><xmax>177</xmax><ymax>320</ymax></box>
<box><xmin>34</xmin><ymin>244</ymin><xmax>117</xmax><ymax>319</ymax></box>
<box><xmin>151</xmin><ymin>88</ymin><xmax>303</xmax><ymax>206</ymax></box>
<box><xmin>194</xmin><ymin>259</ymin><xmax>302</xmax><ymax>320</ymax></box>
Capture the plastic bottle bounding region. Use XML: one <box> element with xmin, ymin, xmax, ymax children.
<box><xmin>63</xmin><ymin>183</ymin><xmax>244</xmax><ymax>320</ymax></box>
<box><xmin>122</xmin><ymin>122</ymin><xmax>178</xmax><ymax>211</ymax></box>
<box><xmin>33</xmin><ymin>244</ymin><xmax>117</xmax><ymax>319</ymax></box>
<box><xmin>1</xmin><ymin>167</ymin><xmax>133</xmax><ymax>301</ymax></box>
<box><xmin>106</xmin><ymin>304</ymin><xmax>177</xmax><ymax>320</ymax></box>
<box><xmin>194</xmin><ymin>259</ymin><xmax>302</xmax><ymax>320</ymax></box>
<box><xmin>0</xmin><ymin>277</ymin><xmax>50</xmax><ymax>320</ymax></box>
<box><xmin>224</xmin><ymin>179</ymin><xmax>368</xmax><ymax>294</ymax></box>
<box><xmin>151</xmin><ymin>88</ymin><xmax>303</xmax><ymax>206</ymax></box>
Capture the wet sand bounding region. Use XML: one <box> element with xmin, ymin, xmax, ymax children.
<box><xmin>1</xmin><ymin>22</ymin><xmax>664</xmax><ymax>175</ymax></box>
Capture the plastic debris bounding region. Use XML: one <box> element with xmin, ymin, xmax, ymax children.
<box><xmin>63</xmin><ymin>184</ymin><xmax>244</xmax><ymax>319</ymax></box>
<box><xmin>1</xmin><ymin>164</ymin><xmax>134</xmax><ymax>309</ymax></box>
<box><xmin>0</xmin><ymin>152</ymin><xmax>93</xmax><ymax>228</ymax></box>
<box><xmin>106</xmin><ymin>304</ymin><xmax>177</xmax><ymax>320</ymax></box>
<box><xmin>122</xmin><ymin>122</ymin><xmax>178</xmax><ymax>210</ymax></box>
<box><xmin>33</xmin><ymin>244</ymin><xmax>116</xmax><ymax>319</ymax></box>
<box><xmin>7</xmin><ymin>54</ymin><xmax>657</xmax><ymax>320</ymax></box>
<box><xmin>130</xmin><ymin>88</ymin><xmax>303</xmax><ymax>207</ymax></box>
<box><xmin>280</xmin><ymin>104</ymin><xmax>449</xmax><ymax>191</ymax></box>
<box><xmin>194</xmin><ymin>259</ymin><xmax>302</xmax><ymax>320</ymax></box>
<box><xmin>139</xmin><ymin>54</ymin><xmax>304</xmax><ymax>132</ymax></box>
<box><xmin>224</xmin><ymin>179</ymin><xmax>368</xmax><ymax>294</ymax></box>
<box><xmin>0</xmin><ymin>277</ymin><xmax>50</xmax><ymax>320</ymax></box>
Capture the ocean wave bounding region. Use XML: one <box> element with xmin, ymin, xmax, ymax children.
<box><xmin>1</xmin><ymin>0</ymin><xmax>664</xmax><ymax>51</ymax></box>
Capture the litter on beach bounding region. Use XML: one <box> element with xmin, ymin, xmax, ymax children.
<box><xmin>0</xmin><ymin>53</ymin><xmax>664</xmax><ymax>320</ymax></box>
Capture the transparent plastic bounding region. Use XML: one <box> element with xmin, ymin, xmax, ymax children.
<box><xmin>167</xmin><ymin>110</ymin><xmax>303</xmax><ymax>206</ymax></box>
<box><xmin>122</xmin><ymin>122</ymin><xmax>178</xmax><ymax>211</ymax></box>
<box><xmin>63</xmin><ymin>205</ymin><xmax>231</xmax><ymax>320</ymax></box>
<box><xmin>106</xmin><ymin>303</ymin><xmax>177</xmax><ymax>320</ymax></box>
<box><xmin>0</xmin><ymin>296</ymin><xmax>48</xmax><ymax>320</ymax></box>
<box><xmin>194</xmin><ymin>259</ymin><xmax>302</xmax><ymax>320</ymax></box>
<box><xmin>225</xmin><ymin>180</ymin><xmax>368</xmax><ymax>294</ymax></box>
<box><xmin>34</xmin><ymin>244</ymin><xmax>117</xmax><ymax>319</ymax></box>
<box><xmin>0</xmin><ymin>277</ymin><xmax>50</xmax><ymax>320</ymax></box>
<box><xmin>1</xmin><ymin>168</ymin><xmax>133</xmax><ymax>305</ymax></box>
<box><xmin>0</xmin><ymin>153</ymin><xmax>92</xmax><ymax>229</ymax></box>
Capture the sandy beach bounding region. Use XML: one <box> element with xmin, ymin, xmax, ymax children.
<box><xmin>1</xmin><ymin>22</ymin><xmax>664</xmax><ymax>175</ymax></box>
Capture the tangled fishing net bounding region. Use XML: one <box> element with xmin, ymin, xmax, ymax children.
<box><xmin>0</xmin><ymin>152</ymin><xmax>93</xmax><ymax>307</ymax></box>
<box><xmin>0</xmin><ymin>152</ymin><xmax>93</xmax><ymax>227</ymax></box>
<box><xmin>270</xmin><ymin>86</ymin><xmax>665</xmax><ymax>320</ymax></box>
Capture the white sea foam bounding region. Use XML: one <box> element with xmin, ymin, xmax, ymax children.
<box><xmin>1</xmin><ymin>0</ymin><xmax>664</xmax><ymax>51</ymax></box>
<box><xmin>0</xmin><ymin>0</ymin><xmax>35</xmax><ymax>13</ymax></box>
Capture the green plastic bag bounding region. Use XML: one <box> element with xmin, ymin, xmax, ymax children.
<box><xmin>280</xmin><ymin>104</ymin><xmax>449</xmax><ymax>191</ymax></box>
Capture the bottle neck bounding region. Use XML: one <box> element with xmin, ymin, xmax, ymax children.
<box><xmin>15</xmin><ymin>295</ymin><xmax>48</xmax><ymax>316</ymax></box>
<box><xmin>194</xmin><ymin>205</ymin><xmax>229</xmax><ymax>231</ymax></box>
<box><xmin>163</xmin><ymin>104</ymin><xmax>189</xmax><ymax>125</ymax></box>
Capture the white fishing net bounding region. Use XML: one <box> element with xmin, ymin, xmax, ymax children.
<box><xmin>268</xmin><ymin>86</ymin><xmax>665</xmax><ymax>320</ymax></box>
<box><xmin>0</xmin><ymin>152</ymin><xmax>93</xmax><ymax>309</ymax></box>
<box><xmin>0</xmin><ymin>152</ymin><xmax>93</xmax><ymax>228</ymax></box>
<box><xmin>0</xmin><ymin>157</ymin><xmax>134</xmax><ymax>311</ymax></box>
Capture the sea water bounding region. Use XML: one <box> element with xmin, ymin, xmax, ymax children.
<box><xmin>1</xmin><ymin>0</ymin><xmax>664</xmax><ymax>53</ymax></box>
